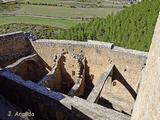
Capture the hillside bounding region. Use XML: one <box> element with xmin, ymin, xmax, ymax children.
<box><xmin>56</xmin><ymin>0</ymin><xmax>160</xmax><ymax>51</ymax></box>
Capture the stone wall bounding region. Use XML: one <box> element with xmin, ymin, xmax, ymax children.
<box><xmin>39</xmin><ymin>54</ymin><xmax>64</xmax><ymax>92</ymax></box>
<box><xmin>32</xmin><ymin>39</ymin><xmax>147</xmax><ymax>107</ymax></box>
<box><xmin>0</xmin><ymin>30</ymin><xmax>149</xmax><ymax>118</ymax></box>
<box><xmin>0</xmin><ymin>70</ymin><xmax>69</xmax><ymax>120</ymax></box>
<box><xmin>131</xmin><ymin>13</ymin><xmax>160</xmax><ymax>120</ymax></box>
<box><xmin>5</xmin><ymin>54</ymin><xmax>49</xmax><ymax>83</ymax></box>
<box><xmin>0</xmin><ymin>70</ymin><xmax>130</xmax><ymax>120</ymax></box>
<box><xmin>39</xmin><ymin>53</ymin><xmax>86</xmax><ymax>97</ymax></box>
<box><xmin>0</xmin><ymin>31</ymin><xmax>34</xmax><ymax>67</ymax></box>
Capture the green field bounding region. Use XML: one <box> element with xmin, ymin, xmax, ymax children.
<box><xmin>19</xmin><ymin>0</ymin><xmax>59</xmax><ymax>4</ymax></box>
<box><xmin>18</xmin><ymin>0</ymin><xmax>127</xmax><ymax>8</ymax></box>
<box><xmin>1</xmin><ymin>4</ymin><xmax>120</xmax><ymax>19</ymax></box>
<box><xmin>18</xmin><ymin>0</ymin><xmax>112</xmax><ymax>5</ymax></box>
<box><xmin>0</xmin><ymin>0</ymin><xmax>124</xmax><ymax>39</ymax></box>
<box><xmin>0</xmin><ymin>15</ymin><xmax>81</xmax><ymax>28</ymax></box>
<box><xmin>0</xmin><ymin>1</ymin><xmax>122</xmax><ymax>28</ymax></box>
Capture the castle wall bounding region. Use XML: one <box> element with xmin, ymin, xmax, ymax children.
<box><xmin>131</xmin><ymin>13</ymin><xmax>160</xmax><ymax>120</ymax></box>
<box><xmin>0</xmin><ymin>30</ymin><xmax>150</xmax><ymax>118</ymax></box>
<box><xmin>0</xmin><ymin>70</ymin><xmax>130</xmax><ymax>120</ymax></box>
<box><xmin>0</xmin><ymin>70</ymin><xmax>70</xmax><ymax>120</ymax></box>
<box><xmin>0</xmin><ymin>31</ymin><xmax>34</xmax><ymax>67</ymax></box>
<box><xmin>32</xmin><ymin>40</ymin><xmax>147</xmax><ymax>108</ymax></box>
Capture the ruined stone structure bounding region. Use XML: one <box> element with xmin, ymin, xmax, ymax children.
<box><xmin>0</xmin><ymin>14</ymin><xmax>159</xmax><ymax>120</ymax></box>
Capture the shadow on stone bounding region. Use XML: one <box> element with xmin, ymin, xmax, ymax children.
<box><xmin>112</xmin><ymin>66</ymin><xmax>137</xmax><ymax>100</ymax></box>
<box><xmin>83</xmin><ymin>59</ymin><xmax>94</xmax><ymax>99</ymax></box>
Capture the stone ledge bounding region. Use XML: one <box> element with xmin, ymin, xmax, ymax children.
<box><xmin>34</xmin><ymin>39</ymin><xmax>114</xmax><ymax>49</ymax></box>
<box><xmin>71</xmin><ymin>96</ymin><xmax>130</xmax><ymax>120</ymax></box>
<box><xmin>0</xmin><ymin>69</ymin><xmax>130</xmax><ymax>120</ymax></box>
<box><xmin>0</xmin><ymin>31</ymin><xmax>24</xmax><ymax>38</ymax></box>
<box><xmin>87</xmin><ymin>64</ymin><xmax>114</xmax><ymax>103</ymax></box>
<box><xmin>34</xmin><ymin>39</ymin><xmax>148</xmax><ymax>58</ymax></box>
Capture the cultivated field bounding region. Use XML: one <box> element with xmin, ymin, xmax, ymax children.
<box><xmin>1</xmin><ymin>4</ymin><xmax>120</xmax><ymax>19</ymax></box>
<box><xmin>0</xmin><ymin>15</ymin><xmax>81</xmax><ymax>28</ymax></box>
<box><xmin>20</xmin><ymin>0</ymin><xmax>59</xmax><ymax>4</ymax></box>
<box><xmin>0</xmin><ymin>0</ymin><xmax>124</xmax><ymax>28</ymax></box>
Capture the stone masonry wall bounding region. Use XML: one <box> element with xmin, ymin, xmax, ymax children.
<box><xmin>0</xmin><ymin>31</ymin><xmax>33</xmax><ymax>67</ymax></box>
<box><xmin>0</xmin><ymin>70</ymin><xmax>130</xmax><ymax>120</ymax></box>
<box><xmin>0</xmin><ymin>70</ymin><xmax>69</xmax><ymax>120</ymax></box>
<box><xmin>131</xmin><ymin>13</ymin><xmax>160</xmax><ymax>120</ymax></box>
<box><xmin>32</xmin><ymin>40</ymin><xmax>147</xmax><ymax>107</ymax></box>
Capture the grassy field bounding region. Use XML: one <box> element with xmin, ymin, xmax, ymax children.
<box><xmin>0</xmin><ymin>2</ymin><xmax>121</xmax><ymax>28</ymax></box>
<box><xmin>0</xmin><ymin>15</ymin><xmax>81</xmax><ymax>28</ymax></box>
<box><xmin>0</xmin><ymin>0</ymin><xmax>124</xmax><ymax>38</ymax></box>
<box><xmin>18</xmin><ymin>0</ymin><xmax>127</xmax><ymax>8</ymax></box>
<box><xmin>1</xmin><ymin>4</ymin><xmax>120</xmax><ymax>19</ymax></box>
<box><xmin>18</xmin><ymin>0</ymin><xmax>107</xmax><ymax>5</ymax></box>
<box><xmin>19</xmin><ymin>0</ymin><xmax>59</xmax><ymax>4</ymax></box>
